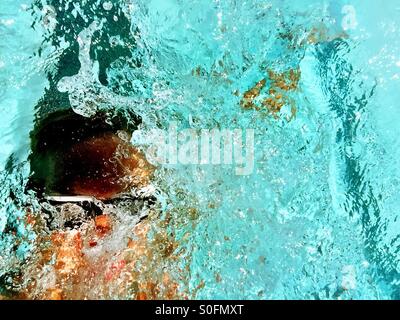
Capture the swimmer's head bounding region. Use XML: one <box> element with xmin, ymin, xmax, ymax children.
<box><xmin>28</xmin><ymin>108</ymin><xmax>153</xmax><ymax>200</ymax></box>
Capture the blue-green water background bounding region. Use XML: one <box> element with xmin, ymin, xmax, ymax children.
<box><xmin>1</xmin><ymin>0</ymin><xmax>400</xmax><ymax>299</ymax></box>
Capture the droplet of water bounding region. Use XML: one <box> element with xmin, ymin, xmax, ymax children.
<box><xmin>103</xmin><ymin>1</ymin><xmax>113</xmax><ymax>11</ymax></box>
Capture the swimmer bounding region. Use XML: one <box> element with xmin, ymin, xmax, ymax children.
<box><xmin>16</xmin><ymin>108</ymin><xmax>184</xmax><ymax>300</ymax></box>
<box><xmin>0</xmin><ymin>0</ymin><xmax>189</xmax><ymax>299</ymax></box>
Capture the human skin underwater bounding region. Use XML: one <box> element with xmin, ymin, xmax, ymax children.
<box><xmin>1</xmin><ymin>0</ymin><xmax>400</xmax><ymax>300</ymax></box>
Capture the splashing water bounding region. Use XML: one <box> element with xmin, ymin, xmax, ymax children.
<box><xmin>1</xmin><ymin>0</ymin><xmax>400</xmax><ymax>299</ymax></box>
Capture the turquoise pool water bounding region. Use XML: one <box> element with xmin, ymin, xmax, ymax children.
<box><xmin>1</xmin><ymin>0</ymin><xmax>400</xmax><ymax>299</ymax></box>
